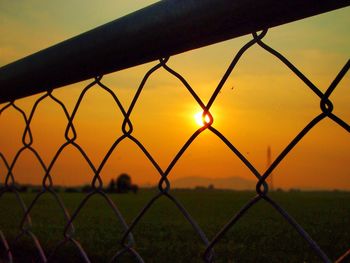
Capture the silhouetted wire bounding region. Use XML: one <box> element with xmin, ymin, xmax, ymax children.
<box><xmin>0</xmin><ymin>22</ymin><xmax>349</xmax><ymax>263</ymax></box>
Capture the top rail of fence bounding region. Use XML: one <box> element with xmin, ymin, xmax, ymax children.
<box><xmin>0</xmin><ymin>0</ymin><xmax>349</xmax><ymax>103</ymax></box>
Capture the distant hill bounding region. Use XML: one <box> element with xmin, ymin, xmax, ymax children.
<box><xmin>171</xmin><ymin>176</ymin><xmax>255</xmax><ymax>190</ymax></box>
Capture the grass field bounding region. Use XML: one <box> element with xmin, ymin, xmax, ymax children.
<box><xmin>0</xmin><ymin>189</ymin><xmax>349</xmax><ymax>262</ymax></box>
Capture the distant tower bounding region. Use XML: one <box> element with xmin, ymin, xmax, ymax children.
<box><xmin>266</xmin><ymin>146</ymin><xmax>274</xmax><ymax>191</ymax></box>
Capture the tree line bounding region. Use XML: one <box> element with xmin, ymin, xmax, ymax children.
<box><xmin>1</xmin><ymin>173</ymin><xmax>138</xmax><ymax>194</ymax></box>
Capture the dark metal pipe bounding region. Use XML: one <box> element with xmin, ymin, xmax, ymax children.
<box><xmin>0</xmin><ymin>0</ymin><xmax>349</xmax><ymax>103</ymax></box>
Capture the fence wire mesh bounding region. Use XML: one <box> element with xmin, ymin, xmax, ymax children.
<box><xmin>0</xmin><ymin>26</ymin><xmax>349</xmax><ymax>263</ymax></box>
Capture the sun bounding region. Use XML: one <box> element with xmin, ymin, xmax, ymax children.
<box><xmin>194</xmin><ymin>111</ymin><xmax>211</xmax><ymax>126</ymax></box>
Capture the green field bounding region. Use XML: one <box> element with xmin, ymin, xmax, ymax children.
<box><xmin>0</xmin><ymin>189</ymin><xmax>349</xmax><ymax>262</ymax></box>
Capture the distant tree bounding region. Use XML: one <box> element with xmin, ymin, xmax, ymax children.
<box><xmin>82</xmin><ymin>185</ymin><xmax>93</xmax><ymax>193</ymax></box>
<box><xmin>51</xmin><ymin>186</ymin><xmax>62</xmax><ymax>193</ymax></box>
<box><xmin>12</xmin><ymin>183</ymin><xmax>28</xmax><ymax>192</ymax></box>
<box><xmin>116</xmin><ymin>173</ymin><xmax>132</xmax><ymax>193</ymax></box>
<box><xmin>130</xmin><ymin>184</ymin><xmax>139</xmax><ymax>194</ymax></box>
<box><xmin>108</xmin><ymin>179</ymin><xmax>116</xmax><ymax>193</ymax></box>
<box><xmin>18</xmin><ymin>185</ymin><xmax>28</xmax><ymax>193</ymax></box>
<box><xmin>208</xmin><ymin>184</ymin><xmax>215</xmax><ymax>190</ymax></box>
<box><xmin>115</xmin><ymin>173</ymin><xmax>138</xmax><ymax>194</ymax></box>
<box><xmin>31</xmin><ymin>187</ymin><xmax>42</xmax><ymax>193</ymax></box>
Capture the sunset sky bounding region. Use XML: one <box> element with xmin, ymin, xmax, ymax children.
<box><xmin>0</xmin><ymin>1</ymin><xmax>349</xmax><ymax>190</ymax></box>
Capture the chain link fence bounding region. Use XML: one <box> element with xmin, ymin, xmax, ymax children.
<box><xmin>0</xmin><ymin>1</ymin><xmax>349</xmax><ymax>262</ymax></box>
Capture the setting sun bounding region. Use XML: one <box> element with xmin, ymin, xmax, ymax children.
<box><xmin>194</xmin><ymin>111</ymin><xmax>211</xmax><ymax>126</ymax></box>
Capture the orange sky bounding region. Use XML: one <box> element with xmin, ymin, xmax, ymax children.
<box><xmin>0</xmin><ymin>2</ymin><xmax>349</xmax><ymax>190</ymax></box>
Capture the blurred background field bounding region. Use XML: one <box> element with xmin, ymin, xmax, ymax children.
<box><xmin>0</xmin><ymin>189</ymin><xmax>349</xmax><ymax>262</ymax></box>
